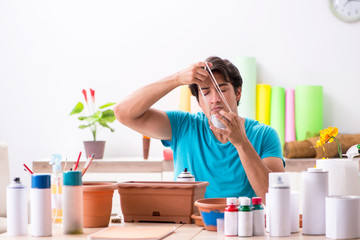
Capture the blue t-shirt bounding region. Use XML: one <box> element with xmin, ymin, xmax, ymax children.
<box><xmin>162</xmin><ymin>111</ymin><xmax>284</xmax><ymax>198</ymax></box>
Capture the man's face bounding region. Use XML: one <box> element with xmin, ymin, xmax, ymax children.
<box><xmin>197</xmin><ymin>71</ymin><xmax>241</xmax><ymax>119</ymax></box>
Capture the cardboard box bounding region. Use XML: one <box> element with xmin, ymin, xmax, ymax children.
<box><xmin>117</xmin><ymin>181</ymin><xmax>209</xmax><ymax>224</ymax></box>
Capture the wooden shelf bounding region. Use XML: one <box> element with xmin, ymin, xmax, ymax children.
<box><xmin>32</xmin><ymin>157</ymin><xmax>172</xmax><ymax>174</ymax></box>
<box><xmin>33</xmin><ymin>157</ymin><xmax>320</xmax><ymax>174</ymax></box>
<box><xmin>284</xmin><ymin>158</ymin><xmax>316</xmax><ymax>172</ymax></box>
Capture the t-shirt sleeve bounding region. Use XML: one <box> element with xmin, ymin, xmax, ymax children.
<box><xmin>161</xmin><ymin>111</ymin><xmax>190</xmax><ymax>150</ymax></box>
<box><xmin>260</xmin><ymin>126</ymin><xmax>285</xmax><ymax>167</ymax></box>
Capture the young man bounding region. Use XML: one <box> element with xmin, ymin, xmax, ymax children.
<box><xmin>114</xmin><ymin>56</ymin><xmax>284</xmax><ymax>201</ymax></box>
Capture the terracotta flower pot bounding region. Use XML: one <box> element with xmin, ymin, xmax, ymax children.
<box><xmin>143</xmin><ymin>137</ymin><xmax>150</xmax><ymax>160</ymax></box>
<box><xmin>83</xmin><ymin>182</ymin><xmax>117</xmax><ymax>228</ymax></box>
<box><xmin>83</xmin><ymin>141</ymin><xmax>105</xmax><ymax>159</ymax></box>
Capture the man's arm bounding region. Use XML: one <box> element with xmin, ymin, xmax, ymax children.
<box><xmin>235</xmin><ymin>142</ymin><xmax>284</xmax><ymax>204</ymax></box>
<box><xmin>113</xmin><ymin>62</ymin><xmax>211</xmax><ymax>140</ymax></box>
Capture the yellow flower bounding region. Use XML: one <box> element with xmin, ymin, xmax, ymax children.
<box><xmin>314</xmin><ymin>127</ymin><xmax>342</xmax><ymax>158</ymax></box>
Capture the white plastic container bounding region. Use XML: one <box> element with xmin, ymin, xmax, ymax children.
<box><xmin>224</xmin><ymin>197</ymin><xmax>238</xmax><ymax>236</ymax></box>
<box><xmin>176</xmin><ymin>168</ymin><xmax>195</xmax><ymax>182</ymax></box>
<box><xmin>268</xmin><ymin>172</ymin><xmax>291</xmax><ymax>237</ymax></box>
<box><xmin>62</xmin><ymin>171</ymin><xmax>83</xmax><ymax>234</ymax></box>
<box><xmin>252</xmin><ymin>197</ymin><xmax>265</xmax><ymax>236</ymax></box>
<box><xmin>31</xmin><ymin>174</ymin><xmax>52</xmax><ymax>237</ymax></box>
<box><xmin>238</xmin><ymin>197</ymin><xmax>253</xmax><ymax>237</ymax></box>
<box><xmin>302</xmin><ymin>168</ymin><xmax>328</xmax><ymax>235</ymax></box>
<box><xmin>326</xmin><ymin>196</ymin><xmax>360</xmax><ymax>239</ymax></box>
<box><xmin>7</xmin><ymin>177</ymin><xmax>28</xmax><ymax>236</ymax></box>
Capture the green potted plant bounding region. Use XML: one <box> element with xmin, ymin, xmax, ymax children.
<box><xmin>70</xmin><ymin>89</ymin><xmax>116</xmax><ymax>159</ymax></box>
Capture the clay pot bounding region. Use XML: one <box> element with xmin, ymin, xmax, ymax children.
<box><xmin>194</xmin><ymin>198</ymin><xmax>227</xmax><ymax>231</ymax></box>
<box><xmin>142</xmin><ymin>138</ymin><xmax>150</xmax><ymax>160</ymax></box>
<box><xmin>191</xmin><ymin>213</ymin><xmax>204</xmax><ymax>227</ymax></box>
<box><xmin>83</xmin><ymin>141</ymin><xmax>105</xmax><ymax>159</ymax></box>
<box><xmin>83</xmin><ymin>182</ymin><xmax>117</xmax><ymax>227</ymax></box>
<box><xmin>117</xmin><ymin>181</ymin><xmax>209</xmax><ymax>224</ymax></box>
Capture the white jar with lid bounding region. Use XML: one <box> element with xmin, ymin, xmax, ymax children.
<box><xmin>177</xmin><ymin>168</ymin><xmax>195</xmax><ymax>182</ymax></box>
<box><xmin>31</xmin><ymin>174</ymin><xmax>52</xmax><ymax>237</ymax></box>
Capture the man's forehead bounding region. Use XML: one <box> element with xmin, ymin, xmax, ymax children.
<box><xmin>199</xmin><ymin>79</ymin><xmax>229</xmax><ymax>89</ymax></box>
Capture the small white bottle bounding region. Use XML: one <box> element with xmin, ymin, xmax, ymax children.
<box><xmin>31</xmin><ymin>174</ymin><xmax>52</xmax><ymax>237</ymax></box>
<box><xmin>224</xmin><ymin>197</ymin><xmax>238</xmax><ymax>236</ymax></box>
<box><xmin>252</xmin><ymin>197</ymin><xmax>265</xmax><ymax>236</ymax></box>
<box><xmin>7</xmin><ymin>177</ymin><xmax>28</xmax><ymax>236</ymax></box>
<box><xmin>238</xmin><ymin>197</ymin><xmax>253</xmax><ymax>237</ymax></box>
<box><xmin>62</xmin><ymin>171</ymin><xmax>83</xmax><ymax>234</ymax></box>
<box><xmin>176</xmin><ymin>168</ymin><xmax>195</xmax><ymax>182</ymax></box>
<box><xmin>268</xmin><ymin>172</ymin><xmax>291</xmax><ymax>237</ymax></box>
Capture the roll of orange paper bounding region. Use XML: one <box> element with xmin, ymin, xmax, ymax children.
<box><xmin>179</xmin><ymin>86</ymin><xmax>191</xmax><ymax>112</ymax></box>
<box><xmin>256</xmin><ymin>84</ymin><xmax>271</xmax><ymax>125</ymax></box>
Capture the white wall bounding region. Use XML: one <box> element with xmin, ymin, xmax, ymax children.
<box><xmin>1</xmin><ymin>0</ymin><xmax>360</xmax><ymax>185</ymax></box>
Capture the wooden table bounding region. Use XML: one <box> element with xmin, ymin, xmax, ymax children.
<box><xmin>0</xmin><ymin>222</ymin><xmax>327</xmax><ymax>240</ymax></box>
<box><xmin>32</xmin><ymin>157</ymin><xmax>317</xmax><ymax>174</ymax></box>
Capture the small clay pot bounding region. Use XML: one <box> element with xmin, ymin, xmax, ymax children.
<box><xmin>83</xmin><ymin>182</ymin><xmax>117</xmax><ymax>227</ymax></box>
<box><xmin>83</xmin><ymin>141</ymin><xmax>105</xmax><ymax>159</ymax></box>
<box><xmin>194</xmin><ymin>198</ymin><xmax>227</xmax><ymax>231</ymax></box>
<box><xmin>191</xmin><ymin>213</ymin><xmax>204</xmax><ymax>227</ymax></box>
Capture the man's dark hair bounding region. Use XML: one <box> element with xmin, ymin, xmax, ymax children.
<box><xmin>189</xmin><ymin>56</ymin><xmax>243</xmax><ymax>106</ymax></box>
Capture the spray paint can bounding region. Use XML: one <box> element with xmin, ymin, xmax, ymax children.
<box><xmin>268</xmin><ymin>172</ymin><xmax>291</xmax><ymax>237</ymax></box>
<box><xmin>176</xmin><ymin>168</ymin><xmax>195</xmax><ymax>182</ymax></box>
<box><xmin>6</xmin><ymin>177</ymin><xmax>28</xmax><ymax>236</ymax></box>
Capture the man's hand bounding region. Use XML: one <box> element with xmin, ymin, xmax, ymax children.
<box><xmin>210</xmin><ymin>110</ymin><xmax>247</xmax><ymax>145</ymax></box>
<box><xmin>175</xmin><ymin>62</ymin><xmax>213</xmax><ymax>86</ymax></box>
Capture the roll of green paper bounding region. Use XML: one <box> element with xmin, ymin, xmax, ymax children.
<box><xmin>256</xmin><ymin>84</ymin><xmax>271</xmax><ymax>125</ymax></box>
<box><xmin>270</xmin><ymin>87</ymin><xmax>285</xmax><ymax>148</ymax></box>
<box><xmin>234</xmin><ymin>57</ymin><xmax>257</xmax><ymax>119</ymax></box>
<box><xmin>295</xmin><ymin>86</ymin><xmax>323</xmax><ymax>141</ymax></box>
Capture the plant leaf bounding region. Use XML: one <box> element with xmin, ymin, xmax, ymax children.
<box><xmin>84</xmin><ymin>111</ymin><xmax>102</xmax><ymax>123</ymax></box>
<box><xmin>78</xmin><ymin>116</ymin><xmax>86</xmax><ymax>120</ymax></box>
<box><xmin>70</xmin><ymin>102</ymin><xmax>84</xmax><ymax>115</ymax></box>
<box><xmin>99</xmin><ymin>102</ymin><xmax>116</xmax><ymax>109</ymax></box>
<box><xmin>102</xmin><ymin>109</ymin><xmax>116</xmax><ymax>122</ymax></box>
<box><xmin>99</xmin><ymin>119</ymin><xmax>115</xmax><ymax>132</ymax></box>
